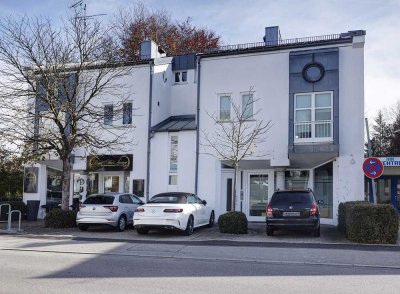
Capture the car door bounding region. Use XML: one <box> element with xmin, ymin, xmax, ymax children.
<box><xmin>195</xmin><ymin>195</ymin><xmax>208</xmax><ymax>225</ymax></box>
<box><xmin>130</xmin><ymin>194</ymin><xmax>144</xmax><ymax>221</ymax></box>
<box><xmin>120</xmin><ymin>194</ymin><xmax>134</xmax><ymax>224</ymax></box>
<box><xmin>187</xmin><ymin>194</ymin><xmax>201</xmax><ymax>226</ymax></box>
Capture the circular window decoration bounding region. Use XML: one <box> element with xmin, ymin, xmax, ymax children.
<box><xmin>302</xmin><ymin>63</ymin><xmax>325</xmax><ymax>83</ymax></box>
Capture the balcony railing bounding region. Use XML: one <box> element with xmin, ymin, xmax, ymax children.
<box><xmin>294</xmin><ymin>120</ymin><xmax>333</xmax><ymax>143</ymax></box>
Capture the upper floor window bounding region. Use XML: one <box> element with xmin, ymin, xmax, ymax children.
<box><xmin>219</xmin><ymin>95</ymin><xmax>231</xmax><ymax>120</ymax></box>
<box><xmin>294</xmin><ymin>92</ymin><xmax>333</xmax><ymax>142</ymax></box>
<box><xmin>104</xmin><ymin>104</ymin><xmax>113</xmax><ymax>125</ymax></box>
<box><xmin>122</xmin><ymin>102</ymin><xmax>132</xmax><ymax>125</ymax></box>
<box><xmin>174</xmin><ymin>71</ymin><xmax>187</xmax><ymax>83</ymax></box>
<box><xmin>242</xmin><ymin>93</ymin><xmax>254</xmax><ymax>119</ymax></box>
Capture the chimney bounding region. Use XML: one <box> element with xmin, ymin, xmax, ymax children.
<box><xmin>140</xmin><ymin>40</ymin><xmax>166</xmax><ymax>60</ymax></box>
<box><xmin>263</xmin><ymin>26</ymin><xmax>281</xmax><ymax>46</ymax></box>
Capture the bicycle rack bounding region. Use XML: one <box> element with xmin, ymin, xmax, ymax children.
<box><xmin>0</xmin><ymin>204</ymin><xmax>23</xmax><ymax>232</ymax></box>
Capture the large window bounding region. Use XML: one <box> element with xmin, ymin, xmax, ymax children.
<box><xmin>242</xmin><ymin>93</ymin><xmax>254</xmax><ymax>119</ymax></box>
<box><xmin>169</xmin><ymin>135</ymin><xmax>178</xmax><ymax>185</ymax></box>
<box><xmin>219</xmin><ymin>95</ymin><xmax>231</xmax><ymax>120</ymax></box>
<box><xmin>294</xmin><ymin>92</ymin><xmax>332</xmax><ymax>142</ymax></box>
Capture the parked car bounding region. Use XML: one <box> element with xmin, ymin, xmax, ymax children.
<box><xmin>133</xmin><ymin>192</ymin><xmax>215</xmax><ymax>236</ymax></box>
<box><xmin>76</xmin><ymin>193</ymin><xmax>145</xmax><ymax>232</ymax></box>
<box><xmin>265</xmin><ymin>190</ymin><xmax>320</xmax><ymax>237</ymax></box>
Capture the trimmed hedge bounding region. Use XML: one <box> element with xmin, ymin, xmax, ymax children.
<box><xmin>218</xmin><ymin>211</ymin><xmax>248</xmax><ymax>234</ymax></box>
<box><xmin>338</xmin><ymin>201</ymin><xmax>399</xmax><ymax>244</ymax></box>
<box><xmin>337</xmin><ymin>201</ymin><xmax>368</xmax><ymax>233</ymax></box>
<box><xmin>44</xmin><ymin>209</ymin><xmax>77</xmax><ymax>228</ymax></box>
<box><xmin>0</xmin><ymin>201</ymin><xmax>27</xmax><ymax>221</ymax></box>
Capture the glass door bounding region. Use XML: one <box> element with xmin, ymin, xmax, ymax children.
<box><xmin>104</xmin><ymin>176</ymin><xmax>120</xmax><ymax>192</ymax></box>
<box><xmin>248</xmin><ymin>174</ymin><xmax>269</xmax><ymax>221</ymax></box>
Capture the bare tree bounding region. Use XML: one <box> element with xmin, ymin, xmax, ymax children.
<box><xmin>0</xmin><ymin>12</ymin><xmax>134</xmax><ymax>210</ymax></box>
<box><xmin>202</xmin><ymin>88</ymin><xmax>272</xmax><ymax>211</ymax></box>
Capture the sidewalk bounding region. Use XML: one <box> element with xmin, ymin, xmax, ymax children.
<box><xmin>1</xmin><ymin>220</ymin><xmax>398</xmax><ymax>248</ymax></box>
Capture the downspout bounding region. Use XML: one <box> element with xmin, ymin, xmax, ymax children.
<box><xmin>145</xmin><ymin>61</ymin><xmax>154</xmax><ymax>202</ymax></box>
<box><xmin>195</xmin><ymin>57</ymin><xmax>201</xmax><ymax>194</ymax></box>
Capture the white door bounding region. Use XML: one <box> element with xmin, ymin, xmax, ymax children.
<box><xmin>247</xmin><ymin>172</ymin><xmax>273</xmax><ymax>222</ymax></box>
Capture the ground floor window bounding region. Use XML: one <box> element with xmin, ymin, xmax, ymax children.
<box><xmin>104</xmin><ymin>176</ymin><xmax>119</xmax><ymax>192</ymax></box>
<box><xmin>46</xmin><ymin>167</ymin><xmax>62</xmax><ymax>207</ymax></box>
<box><xmin>314</xmin><ymin>162</ymin><xmax>333</xmax><ymax>218</ymax></box>
<box><xmin>285</xmin><ymin>170</ymin><xmax>309</xmax><ymax>190</ymax></box>
<box><xmin>88</xmin><ymin>173</ymin><xmax>99</xmax><ymax>195</ymax></box>
<box><xmin>132</xmin><ymin>179</ymin><xmax>145</xmax><ymax>197</ymax></box>
<box><xmin>249</xmin><ymin>174</ymin><xmax>268</xmax><ymax>217</ymax></box>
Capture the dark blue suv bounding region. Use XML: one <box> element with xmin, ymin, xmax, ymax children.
<box><xmin>266</xmin><ymin>190</ymin><xmax>320</xmax><ymax>237</ymax></box>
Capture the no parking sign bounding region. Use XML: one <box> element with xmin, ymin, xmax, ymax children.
<box><xmin>363</xmin><ymin>157</ymin><xmax>384</xmax><ymax>179</ymax></box>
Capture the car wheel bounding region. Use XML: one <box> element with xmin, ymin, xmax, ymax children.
<box><xmin>115</xmin><ymin>215</ymin><xmax>127</xmax><ymax>232</ymax></box>
<box><xmin>313</xmin><ymin>226</ymin><xmax>320</xmax><ymax>237</ymax></box>
<box><xmin>136</xmin><ymin>227</ymin><xmax>149</xmax><ymax>235</ymax></box>
<box><xmin>266</xmin><ymin>227</ymin><xmax>274</xmax><ymax>236</ymax></box>
<box><xmin>207</xmin><ymin>211</ymin><xmax>215</xmax><ymax>228</ymax></box>
<box><xmin>78</xmin><ymin>224</ymin><xmax>89</xmax><ymax>231</ymax></box>
<box><xmin>184</xmin><ymin>215</ymin><xmax>194</xmax><ymax>236</ymax></box>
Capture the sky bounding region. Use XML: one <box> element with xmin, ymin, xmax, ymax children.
<box><xmin>0</xmin><ymin>0</ymin><xmax>399</xmax><ymax>119</ymax></box>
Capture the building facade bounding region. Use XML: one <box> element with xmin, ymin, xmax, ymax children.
<box><xmin>23</xmin><ymin>26</ymin><xmax>366</xmax><ymax>225</ymax></box>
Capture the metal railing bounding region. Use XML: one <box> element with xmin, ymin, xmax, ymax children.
<box><xmin>0</xmin><ymin>204</ymin><xmax>23</xmax><ymax>232</ymax></box>
<box><xmin>294</xmin><ymin>120</ymin><xmax>332</xmax><ymax>141</ymax></box>
<box><xmin>206</xmin><ymin>33</ymin><xmax>346</xmax><ymax>54</ymax></box>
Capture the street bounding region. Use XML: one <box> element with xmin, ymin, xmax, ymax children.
<box><xmin>0</xmin><ymin>235</ymin><xmax>400</xmax><ymax>293</ymax></box>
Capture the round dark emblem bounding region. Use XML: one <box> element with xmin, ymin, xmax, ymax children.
<box><xmin>302</xmin><ymin>62</ymin><xmax>325</xmax><ymax>83</ymax></box>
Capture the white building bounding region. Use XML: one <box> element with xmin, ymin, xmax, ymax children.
<box><xmin>23</xmin><ymin>26</ymin><xmax>366</xmax><ymax>225</ymax></box>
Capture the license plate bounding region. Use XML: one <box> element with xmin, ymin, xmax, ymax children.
<box><xmin>283</xmin><ymin>211</ymin><xmax>300</xmax><ymax>217</ymax></box>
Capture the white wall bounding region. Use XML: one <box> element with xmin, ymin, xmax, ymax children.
<box><xmin>170</xmin><ymin>69</ymin><xmax>197</xmax><ymax>116</ymax></box>
<box><xmin>23</xmin><ymin>163</ymin><xmax>48</xmax><ymax>219</ymax></box>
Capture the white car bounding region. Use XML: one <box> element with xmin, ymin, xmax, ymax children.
<box><xmin>133</xmin><ymin>192</ymin><xmax>215</xmax><ymax>236</ymax></box>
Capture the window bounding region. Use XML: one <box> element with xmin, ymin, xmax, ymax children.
<box><xmin>122</xmin><ymin>102</ymin><xmax>132</xmax><ymax>125</ymax></box>
<box><xmin>104</xmin><ymin>176</ymin><xmax>119</xmax><ymax>192</ymax></box>
<box><xmin>219</xmin><ymin>95</ymin><xmax>231</xmax><ymax>120</ymax></box>
<box><xmin>242</xmin><ymin>93</ymin><xmax>254</xmax><ymax>119</ymax></box>
<box><xmin>294</xmin><ymin>92</ymin><xmax>332</xmax><ymax>142</ymax></box>
<box><xmin>104</xmin><ymin>104</ymin><xmax>113</xmax><ymax>125</ymax></box>
<box><xmin>120</xmin><ymin>195</ymin><xmax>133</xmax><ymax>204</ymax></box>
<box><xmin>169</xmin><ymin>135</ymin><xmax>178</xmax><ymax>185</ymax></box>
<box><xmin>132</xmin><ymin>179</ymin><xmax>145</xmax><ymax>197</ymax></box>
<box><xmin>174</xmin><ymin>71</ymin><xmax>187</xmax><ymax>83</ymax></box>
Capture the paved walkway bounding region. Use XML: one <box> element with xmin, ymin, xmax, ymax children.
<box><xmin>1</xmin><ymin>220</ymin><xmax>398</xmax><ymax>248</ymax></box>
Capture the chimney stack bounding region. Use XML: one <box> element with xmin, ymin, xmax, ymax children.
<box><xmin>263</xmin><ymin>26</ymin><xmax>281</xmax><ymax>46</ymax></box>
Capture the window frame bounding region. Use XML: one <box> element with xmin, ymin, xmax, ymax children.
<box><xmin>122</xmin><ymin>102</ymin><xmax>133</xmax><ymax>125</ymax></box>
<box><xmin>174</xmin><ymin>71</ymin><xmax>188</xmax><ymax>84</ymax></box>
<box><xmin>168</xmin><ymin>134</ymin><xmax>178</xmax><ymax>186</ymax></box>
<box><xmin>241</xmin><ymin>92</ymin><xmax>255</xmax><ymax>120</ymax></box>
<box><xmin>294</xmin><ymin>91</ymin><xmax>333</xmax><ymax>143</ymax></box>
<box><xmin>103</xmin><ymin>104</ymin><xmax>114</xmax><ymax>126</ymax></box>
<box><xmin>218</xmin><ymin>93</ymin><xmax>232</xmax><ymax>121</ymax></box>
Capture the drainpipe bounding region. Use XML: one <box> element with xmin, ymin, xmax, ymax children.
<box><xmin>145</xmin><ymin>61</ymin><xmax>154</xmax><ymax>202</ymax></box>
<box><xmin>195</xmin><ymin>57</ymin><xmax>201</xmax><ymax>194</ymax></box>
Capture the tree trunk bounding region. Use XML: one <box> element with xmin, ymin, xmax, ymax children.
<box><xmin>61</xmin><ymin>158</ymin><xmax>72</xmax><ymax>211</ymax></box>
<box><xmin>232</xmin><ymin>165</ymin><xmax>237</xmax><ymax>211</ymax></box>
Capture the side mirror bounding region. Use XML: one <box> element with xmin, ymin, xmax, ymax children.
<box><xmin>317</xmin><ymin>200</ymin><xmax>324</xmax><ymax>205</ymax></box>
<box><xmin>202</xmin><ymin>200</ymin><xmax>207</xmax><ymax>206</ymax></box>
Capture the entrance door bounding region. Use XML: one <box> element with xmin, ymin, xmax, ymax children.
<box><xmin>221</xmin><ymin>170</ymin><xmax>234</xmax><ymax>215</ymax></box>
<box><xmin>248</xmin><ymin>174</ymin><xmax>269</xmax><ymax>221</ymax></box>
<box><xmin>104</xmin><ymin>176</ymin><xmax>120</xmax><ymax>192</ymax></box>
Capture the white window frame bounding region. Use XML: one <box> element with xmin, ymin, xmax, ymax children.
<box><xmin>103</xmin><ymin>103</ymin><xmax>114</xmax><ymax>126</ymax></box>
<box><xmin>241</xmin><ymin>91</ymin><xmax>255</xmax><ymax>120</ymax></box>
<box><xmin>174</xmin><ymin>71</ymin><xmax>188</xmax><ymax>84</ymax></box>
<box><xmin>294</xmin><ymin>91</ymin><xmax>333</xmax><ymax>143</ymax></box>
<box><xmin>168</xmin><ymin>134</ymin><xmax>178</xmax><ymax>186</ymax></box>
<box><xmin>218</xmin><ymin>93</ymin><xmax>232</xmax><ymax>121</ymax></box>
<box><xmin>122</xmin><ymin>101</ymin><xmax>133</xmax><ymax>125</ymax></box>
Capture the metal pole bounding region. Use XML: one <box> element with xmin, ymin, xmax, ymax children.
<box><xmin>365</xmin><ymin>118</ymin><xmax>377</xmax><ymax>204</ymax></box>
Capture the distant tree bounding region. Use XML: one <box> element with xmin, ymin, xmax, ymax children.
<box><xmin>389</xmin><ymin>104</ymin><xmax>400</xmax><ymax>155</ymax></box>
<box><xmin>0</xmin><ymin>12</ymin><xmax>133</xmax><ymax>210</ymax></box>
<box><xmin>370</xmin><ymin>110</ymin><xmax>392</xmax><ymax>156</ymax></box>
<box><xmin>202</xmin><ymin>88</ymin><xmax>272</xmax><ymax>211</ymax></box>
<box><xmin>0</xmin><ymin>147</ymin><xmax>23</xmax><ymax>200</ymax></box>
<box><xmin>115</xmin><ymin>2</ymin><xmax>221</xmax><ymax>60</ymax></box>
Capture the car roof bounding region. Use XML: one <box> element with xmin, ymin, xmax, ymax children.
<box><xmin>152</xmin><ymin>192</ymin><xmax>192</xmax><ymax>197</ymax></box>
<box><xmin>88</xmin><ymin>192</ymin><xmax>130</xmax><ymax>197</ymax></box>
<box><xmin>274</xmin><ymin>190</ymin><xmax>312</xmax><ymax>194</ymax></box>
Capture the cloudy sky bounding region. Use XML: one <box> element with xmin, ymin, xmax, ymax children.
<box><xmin>1</xmin><ymin>0</ymin><xmax>399</xmax><ymax>119</ymax></box>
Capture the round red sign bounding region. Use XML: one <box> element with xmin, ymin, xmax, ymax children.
<box><xmin>363</xmin><ymin>157</ymin><xmax>384</xmax><ymax>179</ymax></box>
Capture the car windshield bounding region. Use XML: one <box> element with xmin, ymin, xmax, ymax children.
<box><xmin>148</xmin><ymin>195</ymin><xmax>187</xmax><ymax>204</ymax></box>
<box><xmin>270</xmin><ymin>192</ymin><xmax>313</xmax><ymax>205</ymax></box>
<box><xmin>83</xmin><ymin>195</ymin><xmax>115</xmax><ymax>205</ymax></box>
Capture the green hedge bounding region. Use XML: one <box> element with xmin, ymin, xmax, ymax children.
<box><xmin>337</xmin><ymin>201</ymin><xmax>368</xmax><ymax>233</ymax></box>
<box><xmin>218</xmin><ymin>211</ymin><xmax>248</xmax><ymax>234</ymax></box>
<box><xmin>0</xmin><ymin>201</ymin><xmax>27</xmax><ymax>221</ymax></box>
<box><xmin>44</xmin><ymin>209</ymin><xmax>77</xmax><ymax>228</ymax></box>
<box><xmin>338</xmin><ymin>201</ymin><xmax>399</xmax><ymax>244</ymax></box>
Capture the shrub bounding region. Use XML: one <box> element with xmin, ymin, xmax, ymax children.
<box><xmin>344</xmin><ymin>202</ymin><xmax>398</xmax><ymax>244</ymax></box>
<box><xmin>337</xmin><ymin>201</ymin><xmax>368</xmax><ymax>233</ymax></box>
<box><xmin>44</xmin><ymin>209</ymin><xmax>77</xmax><ymax>228</ymax></box>
<box><xmin>218</xmin><ymin>211</ymin><xmax>248</xmax><ymax>234</ymax></box>
<box><xmin>0</xmin><ymin>201</ymin><xmax>27</xmax><ymax>221</ymax></box>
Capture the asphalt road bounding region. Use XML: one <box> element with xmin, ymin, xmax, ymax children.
<box><xmin>1</xmin><ymin>236</ymin><xmax>400</xmax><ymax>294</ymax></box>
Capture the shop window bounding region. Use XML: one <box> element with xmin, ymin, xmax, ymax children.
<box><xmin>88</xmin><ymin>173</ymin><xmax>99</xmax><ymax>195</ymax></box>
<box><xmin>285</xmin><ymin>170</ymin><xmax>309</xmax><ymax>190</ymax></box>
<box><xmin>132</xmin><ymin>179</ymin><xmax>145</xmax><ymax>197</ymax></box>
<box><xmin>104</xmin><ymin>176</ymin><xmax>119</xmax><ymax>192</ymax></box>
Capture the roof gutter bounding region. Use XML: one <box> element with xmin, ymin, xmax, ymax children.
<box><xmin>195</xmin><ymin>56</ymin><xmax>201</xmax><ymax>194</ymax></box>
<box><xmin>145</xmin><ymin>61</ymin><xmax>154</xmax><ymax>202</ymax></box>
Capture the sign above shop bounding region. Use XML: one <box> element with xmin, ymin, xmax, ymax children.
<box><xmin>87</xmin><ymin>154</ymin><xmax>133</xmax><ymax>171</ymax></box>
<box><xmin>363</xmin><ymin>157</ymin><xmax>384</xmax><ymax>179</ymax></box>
<box><xmin>378</xmin><ymin>157</ymin><xmax>400</xmax><ymax>167</ymax></box>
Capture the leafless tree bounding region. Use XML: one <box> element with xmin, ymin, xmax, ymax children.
<box><xmin>202</xmin><ymin>88</ymin><xmax>272</xmax><ymax>211</ymax></box>
<box><xmin>0</xmin><ymin>12</ymin><xmax>135</xmax><ymax>210</ymax></box>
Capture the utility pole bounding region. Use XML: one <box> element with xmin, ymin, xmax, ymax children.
<box><xmin>365</xmin><ymin>117</ymin><xmax>377</xmax><ymax>204</ymax></box>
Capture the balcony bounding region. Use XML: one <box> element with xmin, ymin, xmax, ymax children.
<box><xmin>294</xmin><ymin>120</ymin><xmax>333</xmax><ymax>143</ymax></box>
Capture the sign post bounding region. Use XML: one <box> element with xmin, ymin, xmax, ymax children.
<box><xmin>363</xmin><ymin>157</ymin><xmax>384</xmax><ymax>204</ymax></box>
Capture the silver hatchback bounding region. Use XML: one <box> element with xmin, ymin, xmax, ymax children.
<box><xmin>76</xmin><ymin>193</ymin><xmax>145</xmax><ymax>232</ymax></box>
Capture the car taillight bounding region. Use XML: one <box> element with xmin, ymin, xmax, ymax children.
<box><xmin>266</xmin><ymin>204</ymin><xmax>273</xmax><ymax>217</ymax></box>
<box><xmin>135</xmin><ymin>208</ymin><xmax>145</xmax><ymax>212</ymax></box>
<box><xmin>104</xmin><ymin>205</ymin><xmax>118</xmax><ymax>212</ymax></box>
<box><xmin>79</xmin><ymin>204</ymin><xmax>86</xmax><ymax>209</ymax></box>
<box><xmin>310</xmin><ymin>204</ymin><xmax>319</xmax><ymax>216</ymax></box>
<box><xmin>163</xmin><ymin>208</ymin><xmax>183</xmax><ymax>213</ymax></box>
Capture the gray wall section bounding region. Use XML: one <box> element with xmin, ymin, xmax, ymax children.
<box><xmin>172</xmin><ymin>54</ymin><xmax>197</xmax><ymax>71</ymax></box>
<box><xmin>288</xmin><ymin>47</ymin><xmax>339</xmax><ymax>152</ymax></box>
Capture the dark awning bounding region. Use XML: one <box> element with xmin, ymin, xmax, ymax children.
<box><xmin>151</xmin><ymin>115</ymin><xmax>196</xmax><ymax>132</ymax></box>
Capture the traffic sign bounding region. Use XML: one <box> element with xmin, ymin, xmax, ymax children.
<box><xmin>363</xmin><ymin>157</ymin><xmax>384</xmax><ymax>179</ymax></box>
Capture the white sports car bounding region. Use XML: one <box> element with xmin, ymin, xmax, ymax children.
<box><xmin>133</xmin><ymin>192</ymin><xmax>215</xmax><ymax>236</ymax></box>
